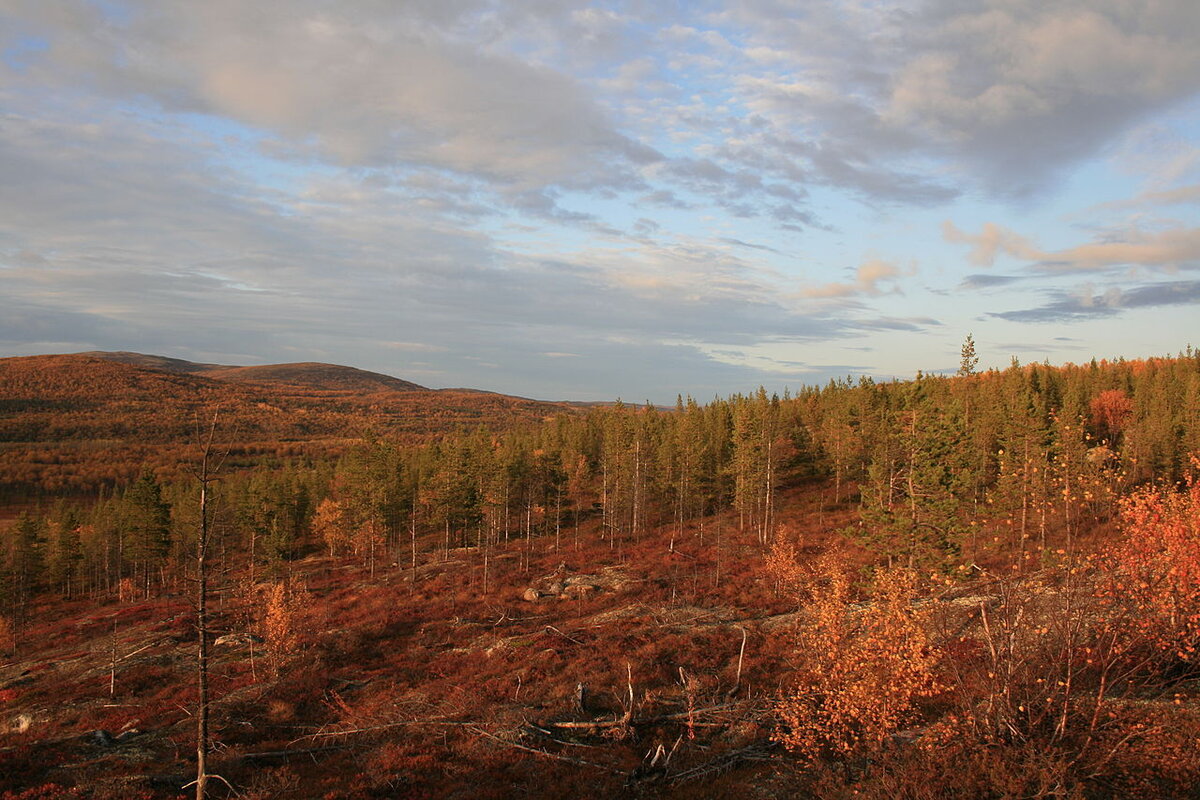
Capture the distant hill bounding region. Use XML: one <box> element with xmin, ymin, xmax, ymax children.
<box><xmin>79</xmin><ymin>351</ymin><xmax>221</xmax><ymax>374</ymax></box>
<box><xmin>84</xmin><ymin>351</ymin><xmax>427</xmax><ymax>393</ymax></box>
<box><xmin>203</xmin><ymin>363</ymin><xmax>426</xmax><ymax>393</ymax></box>
<box><xmin>0</xmin><ymin>352</ymin><xmax>573</xmax><ymax>497</ymax></box>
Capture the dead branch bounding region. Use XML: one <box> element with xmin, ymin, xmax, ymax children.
<box><xmin>237</xmin><ymin>745</ymin><xmax>351</xmax><ymax>763</ymax></box>
<box><xmin>523</xmin><ymin>724</ymin><xmax>605</xmax><ymax>748</ymax></box>
<box><xmin>543</xmin><ymin>625</ymin><xmax>583</xmax><ymax>644</ymax></box>
<box><xmin>291</xmin><ymin>719</ymin><xmax>473</xmax><ymax>744</ymax></box>
<box><xmin>665</xmin><ymin>742</ymin><xmax>777</xmax><ymax>785</ymax></box>
<box><xmin>541</xmin><ymin>703</ymin><xmax>744</xmax><ymax>731</ymax></box>
<box><xmin>469</xmin><ymin>725</ymin><xmax>625</xmax><ymax>775</ymax></box>
<box><xmin>727</xmin><ymin>625</ymin><xmax>748</xmax><ymax>697</ymax></box>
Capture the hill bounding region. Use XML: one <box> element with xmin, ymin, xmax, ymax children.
<box><xmin>78</xmin><ymin>351</ymin><xmax>221</xmax><ymax>375</ymax></box>
<box><xmin>0</xmin><ymin>353</ymin><xmax>571</xmax><ymax>499</ymax></box>
<box><xmin>202</xmin><ymin>362</ymin><xmax>426</xmax><ymax>393</ymax></box>
<box><xmin>84</xmin><ymin>352</ymin><xmax>427</xmax><ymax>393</ymax></box>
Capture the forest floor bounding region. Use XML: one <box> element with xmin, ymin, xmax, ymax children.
<box><xmin>0</xmin><ymin>480</ymin><xmax>864</xmax><ymax>799</ymax></box>
<box><xmin>3</xmin><ymin>478</ymin><xmax>1196</xmax><ymax>799</ymax></box>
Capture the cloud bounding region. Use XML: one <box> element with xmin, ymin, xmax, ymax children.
<box><xmin>3</xmin><ymin>1</ymin><xmax>1197</xmax><ymax>398</ymax></box>
<box><xmin>942</xmin><ymin>221</ymin><xmax>1041</xmax><ymax>267</ymax></box>
<box><xmin>883</xmin><ymin>1</ymin><xmax>1200</xmax><ymax>195</ymax></box>
<box><xmin>945</xmin><ymin>220</ymin><xmax>1200</xmax><ymax>273</ymax></box>
<box><xmin>718</xmin><ymin>237</ymin><xmax>782</xmax><ymax>254</ymax></box>
<box><xmin>1040</xmin><ymin>228</ymin><xmax>1200</xmax><ymax>272</ymax></box>
<box><xmin>720</xmin><ymin>0</ymin><xmax>1200</xmax><ymax>198</ymax></box>
<box><xmin>992</xmin><ymin>280</ymin><xmax>1200</xmax><ymax>322</ymax></box>
<box><xmin>380</xmin><ymin>341</ymin><xmax>447</xmax><ymax>353</ymax></box>
<box><xmin>10</xmin><ymin>0</ymin><xmax>1197</xmax><ymax>216</ymax></box>
<box><xmin>0</xmin><ymin>91</ymin><xmax>929</xmax><ymax>399</ymax></box>
<box><xmin>959</xmin><ymin>274</ymin><xmax>1024</xmax><ymax>290</ymax></box>
<box><xmin>4</xmin><ymin>0</ymin><xmax>659</xmax><ymax>197</ymax></box>
<box><xmin>1098</xmin><ymin>183</ymin><xmax>1200</xmax><ymax>211</ymax></box>
<box><xmin>803</xmin><ymin>258</ymin><xmax>905</xmax><ymax>298</ymax></box>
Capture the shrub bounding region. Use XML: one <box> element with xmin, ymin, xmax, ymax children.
<box><xmin>773</xmin><ymin>552</ymin><xmax>942</xmax><ymax>761</ymax></box>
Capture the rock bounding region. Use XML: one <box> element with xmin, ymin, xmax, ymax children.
<box><xmin>575</xmin><ymin>682</ymin><xmax>589</xmax><ymax>713</ymax></box>
<box><xmin>214</xmin><ymin>632</ymin><xmax>264</xmax><ymax>647</ymax></box>
<box><xmin>526</xmin><ymin>568</ymin><xmax>613</xmax><ymax>600</ymax></box>
<box><xmin>148</xmin><ymin>774</ymin><xmax>189</xmax><ymax>791</ymax></box>
<box><xmin>93</xmin><ymin>728</ymin><xmax>142</xmax><ymax>747</ymax></box>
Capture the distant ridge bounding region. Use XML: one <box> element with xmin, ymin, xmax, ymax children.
<box><xmin>80</xmin><ymin>351</ymin><xmax>219</xmax><ymax>374</ymax></box>
<box><xmin>83</xmin><ymin>351</ymin><xmax>427</xmax><ymax>393</ymax></box>
<box><xmin>202</xmin><ymin>362</ymin><xmax>426</xmax><ymax>393</ymax></box>
<box><xmin>0</xmin><ymin>351</ymin><xmax>576</xmax><ymax>495</ymax></box>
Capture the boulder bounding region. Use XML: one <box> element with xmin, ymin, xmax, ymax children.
<box><xmin>214</xmin><ymin>632</ymin><xmax>264</xmax><ymax>647</ymax></box>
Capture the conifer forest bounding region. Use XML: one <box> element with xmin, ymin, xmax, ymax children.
<box><xmin>3</xmin><ymin>349</ymin><xmax>1200</xmax><ymax>798</ymax></box>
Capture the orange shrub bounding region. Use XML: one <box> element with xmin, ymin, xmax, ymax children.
<box><xmin>1104</xmin><ymin>462</ymin><xmax>1200</xmax><ymax>664</ymax></box>
<box><xmin>261</xmin><ymin>580</ymin><xmax>311</xmax><ymax>669</ymax></box>
<box><xmin>774</xmin><ymin>553</ymin><xmax>942</xmax><ymax>760</ymax></box>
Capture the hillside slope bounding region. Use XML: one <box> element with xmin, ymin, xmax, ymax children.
<box><xmin>0</xmin><ymin>353</ymin><xmax>571</xmax><ymax>497</ymax></box>
<box><xmin>84</xmin><ymin>351</ymin><xmax>427</xmax><ymax>393</ymax></box>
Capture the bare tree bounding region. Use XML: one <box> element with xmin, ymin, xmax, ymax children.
<box><xmin>186</xmin><ymin>411</ymin><xmax>232</xmax><ymax>800</ymax></box>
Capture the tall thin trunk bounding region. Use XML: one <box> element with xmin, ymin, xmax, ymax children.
<box><xmin>525</xmin><ymin>499</ymin><xmax>533</xmax><ymax>573</ymax></box>
<box><xmin>409</xmin><ymin>502</ymin><xmax>417</xmax><ymax>594</ymax></box>
<box><xmin>632</xmin><ymin>438</ymin><xmax>641</xmax><ymax>545</ymax></box>
<box><xmin>196</xmin><ymin>474</ymin><xmax>209</xmax><ymax>800</ymax></box>
<box><xmin>602</xmin><ymin>460</ymin><xmax>610</xmax><ymax>548</ymax></box>
<box><xmin>192</xmin><ymin>412</ymin><xmax>226</xmax><ymax>800</ymax></box>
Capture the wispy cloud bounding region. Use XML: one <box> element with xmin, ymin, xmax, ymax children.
<box><xmin>992</xmin><ymin>280</ymin><xmax>1200</xmax><ymax>322</ymax></box>
<box><xmin>802</xmin><ymin>259</ymin><xmax>908</xmax><ymax>299</ymax></box>
<box><xmin>958</xmin><ymin>274</ymin><xmax>1025</xmax><ymax>290</ymax></box>
<box><xmin>945</xmin><ymin>221</ymin><xmax>1200</xmax><ymax>273</ymax></box>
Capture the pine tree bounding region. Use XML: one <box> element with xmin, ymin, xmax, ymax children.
<box><xmin>4</xmin><ymin>513</ymin><xmax>46</xmax><ymax>625</ymax></box>
<box><xmin>859</xmin><ymin>376</ymin><xmax>965</xmax><ymax>567</ymax></box>
<box><xmin>47</xmin><ymin>505</ymin><xmax>83</xmax><ymax>597</ymax></box>
<box><xmin>122</xmin><ymin>471</ymin><xmax>172</xmax><ymax>596</ymax></box>
<box><xmin>958</xmin><ymin>333</ymin><xmax>979</xmax><ymax>377</ymax></box>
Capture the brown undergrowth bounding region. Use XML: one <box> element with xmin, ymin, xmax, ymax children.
<box><xmin>2</xmin><ymin>478</ymin><xmax>1199</xmax><ymax>798</ymax></box>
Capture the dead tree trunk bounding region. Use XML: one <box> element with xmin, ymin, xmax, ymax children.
<box><xmin>190</xmin><ymin>412</ymin><xmax>227</xmax><ymax>800</ymax></box>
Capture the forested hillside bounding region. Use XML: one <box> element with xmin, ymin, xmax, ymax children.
<box><xmin>2</xmin><ymin>350</ymin><xmax>1200</xmax><ymax>798</ymax></box>
<box><xmin>0</xmin><ymin>354</ymin><xmax>570</xmax><ymax>502</ymax></box>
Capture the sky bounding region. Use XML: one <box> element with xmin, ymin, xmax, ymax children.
<box><xmin>1</xmin><ymin>0</ymin><xmax>1198</xmax><ymax>402</ymax></box>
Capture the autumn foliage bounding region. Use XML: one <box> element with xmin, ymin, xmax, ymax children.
<box><xmin>260</xmin><ymin>580</ymin><xmax>310</xmax><ymax>670</ymax></box>
<box><xmin>1103</xmin><ymin>461</ymin><xmax>1200</xmax><ymax>664</ymax></box>
<box><xmin>1090</xmin><ymin>388</ymin><xmax>1135</xmax><ymax>443</ymax></box>
<box><xmin>3</xmin><ymin>350</ymin><xmax>1200</xmax><ymax>797</ymax></box>
<box><xmin>773</xmin><ymin>552</ymin><xmax>941</xmax><ymax>760</ymax></box>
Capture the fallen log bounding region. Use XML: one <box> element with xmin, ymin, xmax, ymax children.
<box><xmin>665</xmin><ymin>741</ymin><xmax>777</xmax><ymax>785</ymax></box>
<box><xmin>470</xmin><ymin>725</ymin><xmax>625</xmax><ymax>775</ymax></box>
<box><xmin>238</xmin><ymin>744</ymin><xmax>350</xmax><ymax>763</ymax></box>
<box><xmin>541</xmin><ymin>703</ymin><xmax>742</xmax><ymax>731</ymax></box>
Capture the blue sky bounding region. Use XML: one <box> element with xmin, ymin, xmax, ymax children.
<box><xmin>1</xmin><ymin>1</ymin><xmax>1198</xmax><ymax>401</ymax></box>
